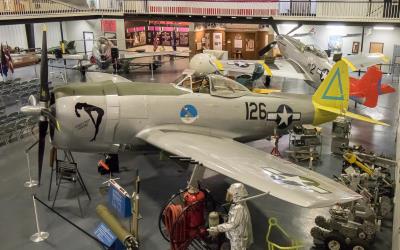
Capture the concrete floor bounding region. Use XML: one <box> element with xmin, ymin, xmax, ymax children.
<box><xmin>0</xmin><ymin>58</ymin><xmax>397</xmax><ymax>250</ymax></box>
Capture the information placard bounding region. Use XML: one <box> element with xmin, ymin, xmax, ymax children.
<box><xmin>108</xmin><ymin>180</ymin><xmax>132</xmax><ymax>218</ymax></box>
<box><xmin>94</xmin><ymin>223</ymin><xmax>117</xmax><ymax>247</ymax></box>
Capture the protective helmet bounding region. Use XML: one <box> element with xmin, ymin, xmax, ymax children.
<box><xmin>226</xmin><ymin>183</ymin><xmax>248</xmax><ymax>202</ymax></box>
<box><xmin>189</xmin><ymin>53</ymin><xmax>218</xmax><ymax>76</ymax></box>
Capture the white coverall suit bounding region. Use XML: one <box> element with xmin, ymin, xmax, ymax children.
<box><xmin>210</xmin><ymin>183</ymin><xmax>253</xmax><ymax>250</ymax></box>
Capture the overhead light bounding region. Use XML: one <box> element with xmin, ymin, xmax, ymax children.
<box><xmin>373</xmin><ymin>26</ymin><xmax>394</xmax><ymax>30</ymax></box>
<box><xmin>261</xmin><ymin>17</ymin><xmax>269</xmax><ymax>20</ymax></box>
<box><xmin>217</xmin><ymin>16</ymin><xmax>221</xmax><ymax>19</ymax></box>
<box><xmin>231</xmin><ymin>16</ymin><xmax>236</xmax><ymax>19</ymax></box>
<box><xmin>246</xmin><ymin>17</ymin><xmax>252</xmax><ymax>19</ymax></box>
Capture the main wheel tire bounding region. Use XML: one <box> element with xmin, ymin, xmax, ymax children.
<box><xmin>350</xmin><ymin>239</ymin><xmax>367</xmax><ymax>250</ymax></box>
<box><xmin>324</xmin><ymin>233</ymin><xmax>346</xmax><ymax>250</ymax></box>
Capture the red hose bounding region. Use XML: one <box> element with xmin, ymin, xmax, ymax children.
<box><xmin>163</xmin><ymin>204</ymin><xmax>188</xmax><ymax>250</ymax></box>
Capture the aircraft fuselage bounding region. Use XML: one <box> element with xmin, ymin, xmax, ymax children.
<box><xmin>51</xmin><ymin>81</ymin><xmax>316</xmax><ymax>153</ymax></box>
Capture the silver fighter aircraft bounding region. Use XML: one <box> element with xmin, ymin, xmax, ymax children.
<box><xmin>258</xmin><ymin>34</ymin><xmax>395</xmax><ymax>108</ymax></box>
<box><xmin>23</xmin><ymin>30</ymin><xmax>389</xmax><ymax>208</ymax></box>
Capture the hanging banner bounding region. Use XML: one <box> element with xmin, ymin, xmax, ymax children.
<box><xmin>101</xmin><ymin>20</ymin><xmax>117</xmax><ymax>33</ymax></box>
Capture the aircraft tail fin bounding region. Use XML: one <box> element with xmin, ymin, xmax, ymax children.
<box><xmin>312</xmin><ymin>61</ymin><xmax>388</xmax><ymax>126</ymax></box>
<box><xmin>350</xmin><ymin>66</ymin><xmax>382</xmax><ymax>108</ymax></box>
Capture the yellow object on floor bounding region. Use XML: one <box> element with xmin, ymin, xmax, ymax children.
<box><xmin>266</xmin><ymin>217</ymin><xmax>303</xmax><ymax>250</ymax></box>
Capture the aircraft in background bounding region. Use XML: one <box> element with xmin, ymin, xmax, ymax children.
<box><xmin>90</xmin><ymin>36</ymin><xmax>189</xmax><ymax>72</ymax></box>
<box><xmin>258</xmin><ymin>31</ymin><xmax>395</xmax><ymax>108</ymax></box>
<box><xmin>21</xmin><ymin>29</ymin><xmax>392</xmax><ymax>209</ymax></box>
<box><xmin>46</xmin><ymin>37</ymin><xmax>189</xmax><ymax>74</ymax></box>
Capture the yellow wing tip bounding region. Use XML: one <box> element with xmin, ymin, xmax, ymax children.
<box><xmin>253</xmin><ymin>88</ymin><xmax>281</xmax><ymax>94</ymax></box>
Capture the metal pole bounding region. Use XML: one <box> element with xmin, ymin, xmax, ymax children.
<box><xmin>24</xmin><ymin>140</ymin><xmax>39</xmax><ymax>188</ymax></box>
<box><xmin>24</xmin><ymin>151</ymin><xmax>38</xmax><ymax>188</ymax></box>
<box><xmin>360</xmin><ymin>26</ymin><xmax>365</xmax><ymax>54</ymax></box>
<box><xmin>30</xmin><ymin>195</ymin><xmax>49</xmax><ymax>242</ymax></box>
<box><xmin>59</xmin><ymin>21</ymin><xmax>67</xmax><ymax>83</ymax></box>
<box><xmin>150</xmin><ymin>60</ymin><xmax>155</xmax><ymax>81</ymax></box>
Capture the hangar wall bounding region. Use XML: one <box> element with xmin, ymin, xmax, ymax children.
<box><xmin>63</xmin><ymin>19</ymin><xmax>103</xmax><ymax>53</ymax></box>
<box><xmin>33</xmin><ymin>22</ymin><xmax>65</xmax><ymax>48</ymax></box>
<box><xmin>0</xmin><ymin>24</ymin><xmax>27</xmax><ymax>49</ymax></box>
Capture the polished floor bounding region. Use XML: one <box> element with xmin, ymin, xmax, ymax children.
<box><xmin>0</xmin><ymin>58</ymin><xmax>397</xmax><ymax>250</ymax></box>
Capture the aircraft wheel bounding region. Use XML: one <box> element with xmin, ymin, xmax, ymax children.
<box><xmin>350</xmin><ymin>239</ymin><xmax>367</xmax><ymax>250</ymax></box>
<box><xmin>324</xmin><ymin>233</ymin><xmax>346</xmax><ymax>250</ymax></box>
<box><xmin>264</xmin><ymin>75</ymin><xmax>271</xmax><ymax>87</ymax></box>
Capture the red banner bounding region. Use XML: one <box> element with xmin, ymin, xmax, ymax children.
<box><xmin>101</xmin><ymin>20</ymin><xmax>116</xmax><ymax>33</ymax></box>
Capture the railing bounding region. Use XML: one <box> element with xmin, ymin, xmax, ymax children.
<box><xmin>0</xmin><ymin>0</ymin><xmax>399</xmax><ymax>22</ymax></box>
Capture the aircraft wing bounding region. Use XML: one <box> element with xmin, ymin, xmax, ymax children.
<box><xmin>48</xmin><ymin>54</ymin><xmax>86</xmax><ymax>60</ymax></box>
<box><xmin>342</xmin><ymin>53</ymin><xmax>389</xmax><ymax>71</ymax></box>
<box><xmin>220</xmin><ymin>59</ymin><xmax>307</xmax><ymax>80</ymax></box>
<box><xmin>121</xmin><ymin>50</ymin><xmax>189</xmax><ymax>59</ymax></box>
<box><xmin>137</xmin><ymin>129</ymin><xmax>362</xmax><ymax>208</ymax></box>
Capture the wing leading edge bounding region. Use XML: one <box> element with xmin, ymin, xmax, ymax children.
<box><xmin>137</xmin><ymin>129</ymin><xmax>361</xmax><ymax>208</ymax></box>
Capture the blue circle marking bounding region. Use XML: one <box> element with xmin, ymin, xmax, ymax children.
<box><xmin>180</xmin><ymin>104</ymin><xmax>198</xmax><ymax>124</ymax></box>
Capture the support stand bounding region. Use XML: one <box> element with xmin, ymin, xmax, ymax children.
<box><xmin>150</xmin><ymin>52</ymin><xmax>155</xmax><ymax>81</ymax></box>
<box><xmin>24</xmin><ymin>140</ymin><xmax>39</xmax><ymax>188</ymax></box>
<box><xmin>30</xmin><ymin>195</ymin><xmax>49</xmax><ymax>242</ymax></box>
<box><xmin>48</xmin><ymin>149</ymin><xmax>91</xmax><ymax>215</ymax></box>
<box><xmin>271</xmin><ymin>135</ymin><xmax>281</xmax><ymax>157</ymax></box>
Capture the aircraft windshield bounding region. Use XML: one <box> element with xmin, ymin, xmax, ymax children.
<box><xmin>208</xmin><ymin>74</ymin><xmax>250</xmax><ymax>98</ymax></box>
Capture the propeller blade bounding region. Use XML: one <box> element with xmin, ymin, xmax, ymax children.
<box><xmin>41</xmin><ymin>109</ymin><xmax>60</xmax><ymax>131</ymax></box>
<box><xmin>286</xmin><ymin>24</ymin><xmax>303</xmax><ymax>36</ymax></box>
<box><xmin>38</xmin><ymin>120</ymin><xmax>48</xmax><ymax>185</ymax></box>
<box><xmin>258</xmin><ymin>41</ymin><xmax>277</xmax><ymax>57</ymax></box>
<box><xmin>39</xmin><ymin>26</ymin><xmax>49</xmax><ymax>103</ymax></box>
<box><xmin>270</xmin><ymin>23</ymin><xmax>279</xmax><ymax>36</ymax></box>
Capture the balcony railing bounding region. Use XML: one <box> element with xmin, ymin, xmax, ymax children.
<box><xmin>0</xmin><ymin>0</ymin><xmax>399</xmax><ymax>22</ymax></box>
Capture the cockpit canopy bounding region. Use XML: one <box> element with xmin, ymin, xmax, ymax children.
<box><xmin>304</xmin><ymin>44</ymin><xmax>328</xmax><ymax>59</ymax></box>
<box><xmin>174</xmin><ymin>73</ymin><xmax>251</xmax><ymax>98</ymax></box>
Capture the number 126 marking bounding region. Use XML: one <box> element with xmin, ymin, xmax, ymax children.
<box><xmin>245</xmin><ymin>102</ymin><xmax>267</xmax><ymax>120</ymax></box>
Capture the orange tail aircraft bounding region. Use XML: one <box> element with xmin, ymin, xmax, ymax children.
<box><xmin>350</xmin><ymin>66</ymin><xmax>395</xmax><ymax>108</ymax></box>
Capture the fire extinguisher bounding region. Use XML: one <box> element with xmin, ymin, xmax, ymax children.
<box><xmin>183</xmin><ymin>187</ymin><xmax>206</xmax><ymax>238</ymax></box>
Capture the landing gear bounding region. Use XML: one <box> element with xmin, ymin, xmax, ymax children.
<box><xmin>264</xmin><ymin>75</ymin><xmax>271</xmax><ymax>87</ymax></box>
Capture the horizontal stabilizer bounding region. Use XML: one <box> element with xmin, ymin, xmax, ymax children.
<box><xmin>317</xmin><ymin>105</ymin><xmax>388</xmax><ymax>126</ymax></box>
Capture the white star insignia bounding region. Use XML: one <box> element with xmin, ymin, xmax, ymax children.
<box><xmin>278</xmin><ymin>106</ymin><xmax>292</xmax><ymax>126</ymax></box>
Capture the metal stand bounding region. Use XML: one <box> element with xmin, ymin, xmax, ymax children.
<box><xmin>150</xmin><ymin>53</ymin><xmax>155</xmax><ymax>81</ymax></box>
<box><xmin>24</xmin><ymin>140</ymin><xmax>39</xmax><ymax>188</ymax></box>
<box><xmin>30</xmin><ymin>195</ymin><xmax>49</xmax><ymax>242</ymax></box>
<box><xmin>150</xmin><ymin>62</ymin><xmax>155</xmax><ymax>81</ymax></box>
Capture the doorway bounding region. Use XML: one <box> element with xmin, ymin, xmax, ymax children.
<box><xmin>83</xmin><ymin>31</ymin><xmax>94</xmax><ymax>55</ymax></box>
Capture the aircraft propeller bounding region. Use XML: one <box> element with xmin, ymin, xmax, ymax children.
<box><xmin>258</xmin><ymin>23</ymin><xmax>305</xmax><ymax>56</ymax></box>
<box><xmin>20</xmin><ymin>26</ymin><xmax>59</xmax><ymax>185</ymax></box>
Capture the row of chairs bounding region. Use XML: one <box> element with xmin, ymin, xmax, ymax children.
<box><xmin>0</xmin><ymin>112</ymin><xmax>37</xmax><ymax>146</ymax></box>
<box><xmin>1</xmin><ymin>78</ymin><xmax>51</xmax><ymax>107</ymax></box>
